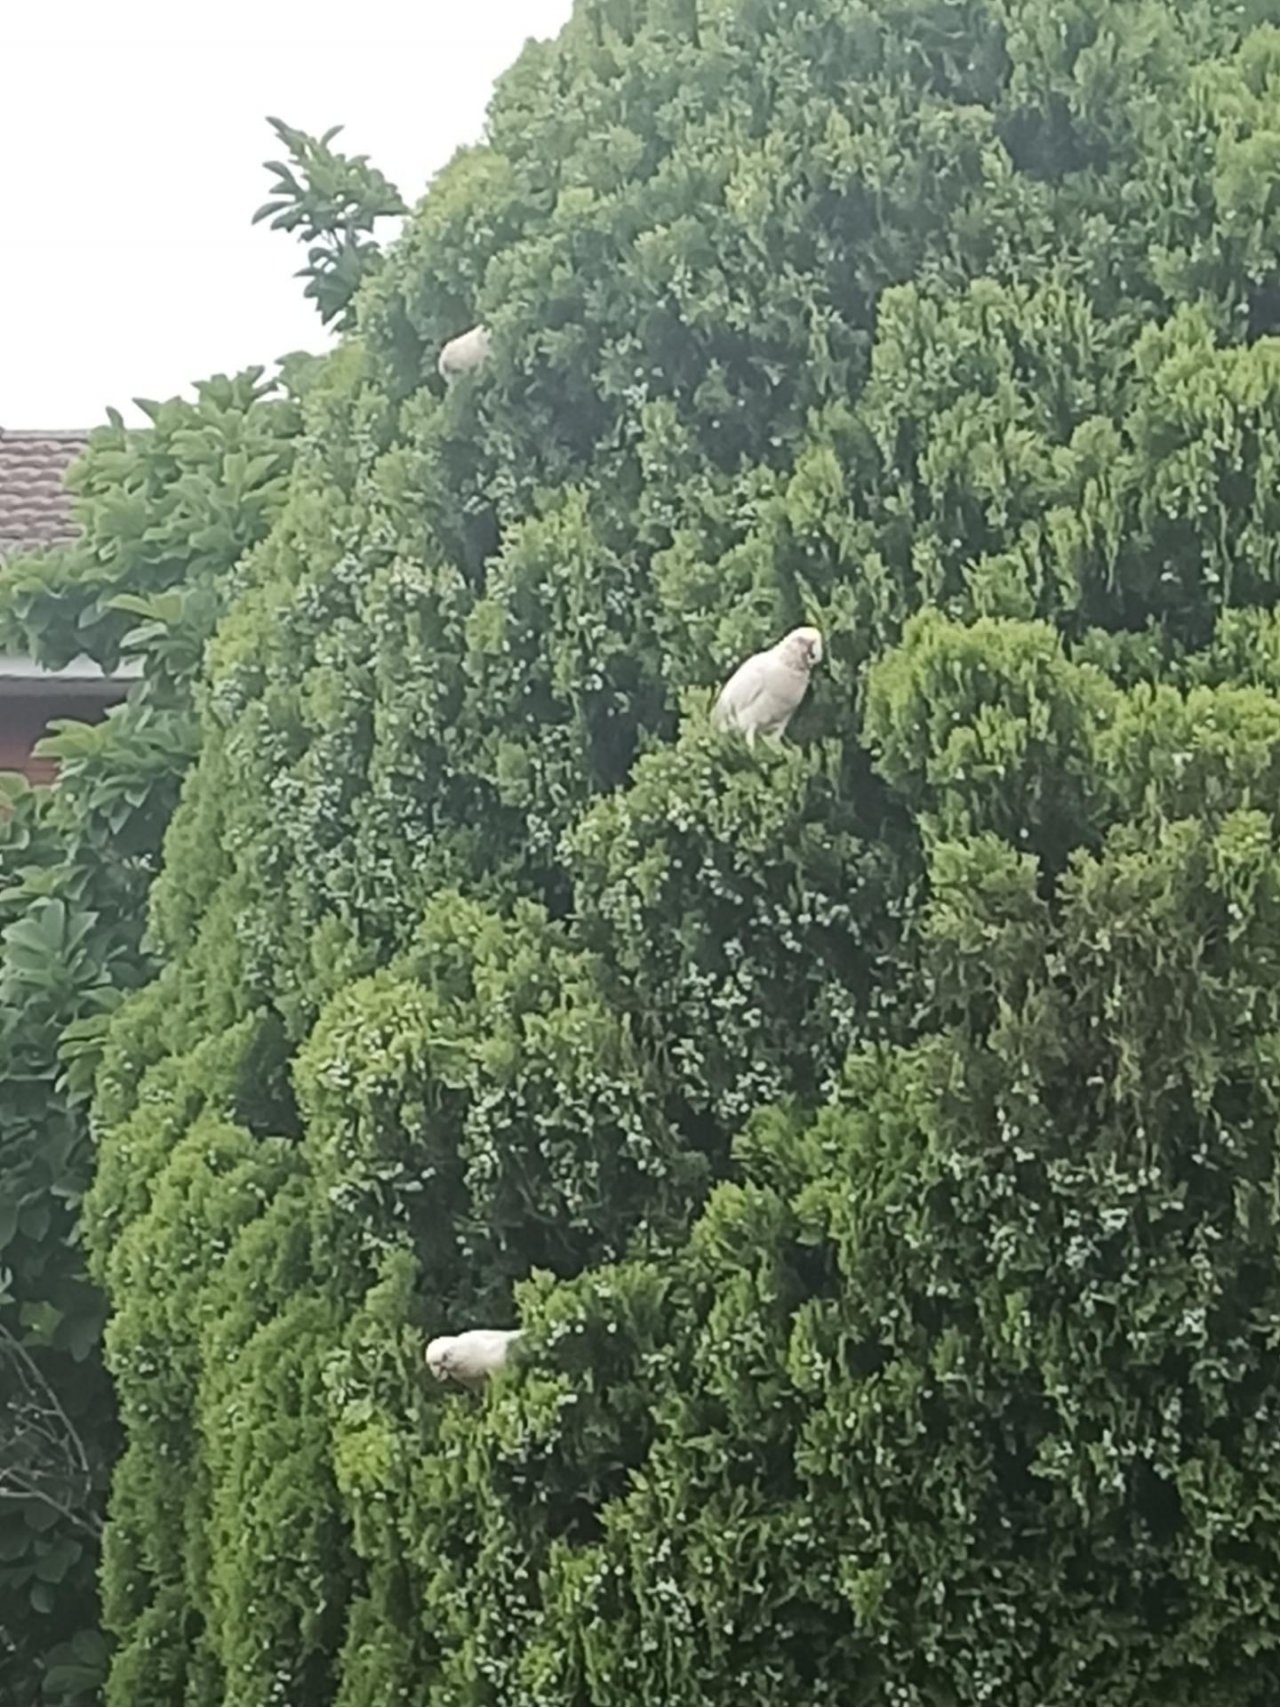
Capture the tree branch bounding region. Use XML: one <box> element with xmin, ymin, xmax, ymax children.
<box><xmin>0</xmin><ymin>1322</ymin><xmax>101</xmax><ymax>1537</ymax></box>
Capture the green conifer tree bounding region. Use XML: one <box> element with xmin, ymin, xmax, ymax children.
<box><xmin>85</xmin><ymin>4</ymin><xmax>1280</xmax><ymax>1702</ymax></box>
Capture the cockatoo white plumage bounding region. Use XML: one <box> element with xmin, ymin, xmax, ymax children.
<box><xmin>712</xmin><ymin>625</ymin><xmax>823</xmax><ymax>743</ymax></box>
<box><xmin>425</xmin><ymin>1328</ymin><xmax>522</xmax><ymax>1391</ymax></box>
<box><xmin>437</xmin><ymin>324</ymin><xmax>492</xmax><ymax>382</ymax></box>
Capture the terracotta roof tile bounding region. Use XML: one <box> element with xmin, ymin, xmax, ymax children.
<box><xmin>0</xmin><ymin>429</ymin><xmax>90</xmax><ymax>560</ymax></box>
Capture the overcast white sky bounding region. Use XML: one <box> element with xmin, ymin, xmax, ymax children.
<box><xmin>1</xmin><ymin>0</ymin><xmax>575</xmax><ymax>429</ymax></box>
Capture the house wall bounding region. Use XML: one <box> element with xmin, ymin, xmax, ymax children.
<box><xmin>0</xmin><ymin>692</ymin><xmax>121</xmax><ymax>785</ymax></box>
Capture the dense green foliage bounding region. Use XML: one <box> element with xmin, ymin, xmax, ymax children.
<box><xmin>0</xmin><ymin>373</ymin><xmax>303</xmax><ymax>1701</ymax></box>
<box><xmin>254</xmin><ymin>118</ymin><xmax>407</xmax><ymax>332</ymax></box>
<box><xmin>72</xmin><ymin>0</ymin><xmax>1280</xmax><ymax>1701</ymax></box>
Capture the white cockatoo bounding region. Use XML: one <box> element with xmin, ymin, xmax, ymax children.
<box><xmin>425</xmin><ymin>1328</ymin><xmax>522</xmax><ymax>1391</ymax></box>
<box><xmin>437</xmin><ymin>324</ymin><xmax>492</xmax><ymax>382</ymax></box>
<box><xmin>712</xmin><ymin>625</ymin><xmax>823</xmax><ymax>743</ymax></box>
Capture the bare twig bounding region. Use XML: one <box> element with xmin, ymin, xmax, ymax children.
<box><xmin>0</xmin><ymin>1321</ymin><xmax>102</xmax><ymax>1539</ymax></box>
<box><xmin>0</xmin><ymin>1466</ymin><xmax>103</xmax><ymax>1541</ymax></box>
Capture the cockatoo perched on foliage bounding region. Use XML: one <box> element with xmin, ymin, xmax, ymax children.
<box><xmin>437</xmin><ymin>324</ymin><xmax>492</xmax><ymax>382</ymax></box>
<box><xmin>712</xmin><ymin>625</ymin><xmax>823</xmax><ymax>743</ymax></box>
<box><xmin>425</xmin><ymin>1329</ymin><xmax>522</xmax><ymax>1391</ymax></box>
